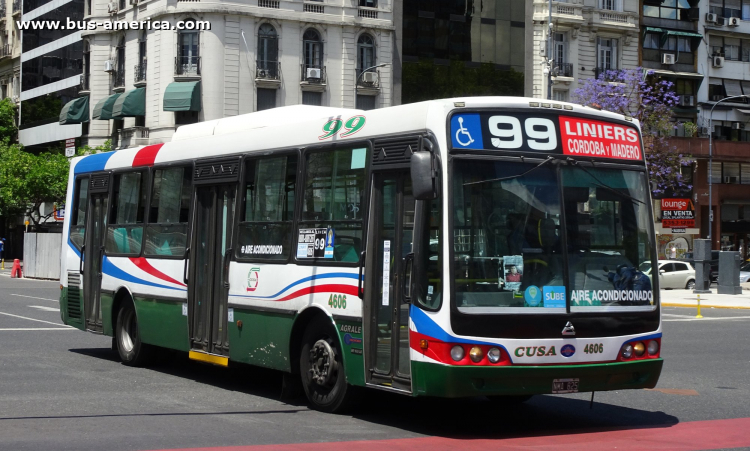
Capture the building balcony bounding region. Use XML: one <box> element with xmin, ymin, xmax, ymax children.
<box><xmin>113</xmin><ymin>70</ymin><xmax>125</xmax><ymax>91</ymax></box>
<box><xmin>553</xmin><ymin>62</ymin><xmax>573</xmax><ymax>78</ymax></box>
<box><xmin>594</xmin><ymin>66</ymin><xmax>621</xmax><ymax>81</ymax></box>
<box><xmin>591</xmin><ymin>9</ymin><xmax>638</xmax><ymax>31</ymax></box>
<box><xmin>120</xmin><ymin>126</ymin><xmax>149</xmax><ymax>148</ymax></box>
<box><xmin>12</xmin><ymin>0</ymin><xmax>20</xmax><ymax>16</ymax></box>
<box><xmin>300</xmin><ymin>64</ymin><xmax>326</xmax><ymax>92</ymax></box>
<box><xmin>356</xmin><ymin>67</ymin><xmax>381</xmax><ymax>95</ymax></box>
<box><xmin>175</xmin><ymin>56</ymin><xmax>201</xmax><ymax>80</ymax></box>
<box><xmin>79</xmin><ymin>73</ymin><xmax>90</xmax><ymax>95</ymax></box>
<box><xmin>134</xmin><ymin>63</ymin><xmax>146</xmax><ymax>86</ymax></box>
<box><xmin>532</xmin><ymin>1</ymin><xmax>585</xmax><ymax>27</ymax></box>
<box><xmin>0</xmin><ymin>44</ymin><xmax>11</xmax><ymax>60</ymax></box>
<box><xmin>256</xmin><ymin>60</ymin><xmax>281</xmax><ymax>89</ymax></box>
<box><xmin>0</xmin><ymin>6</ymin><xmax>6</xmax><ymax>18</ymax></box>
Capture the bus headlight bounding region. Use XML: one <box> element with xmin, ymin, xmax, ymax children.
<box><xmin>647</xmin><ymin>340</ymin><xmax>659</xmax><ymax>356</ymax></box>
<box><xmin>469</xmin><ymin>346</ymin><xmax>483</xmax><ymax>363</ymax></box>
<box><xmin>633</xmin><ymin>342</ymin><xmax>645</xmax><ymax>357</ymax></box>
<box><xmin>621</xmin><ymin>344</ymin><xmax>633</xmax><ymax>359</ymax></box>
<box><xmin>487</xmin><ymin>347</ymin><xmax>502</xmax><ymax>363</ymax></box>
<box><xmin>451</xmin><ymin>345</ymin><xmax>465</xmax><ymax>362</ymax></box>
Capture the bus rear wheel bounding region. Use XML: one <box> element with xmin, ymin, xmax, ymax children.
<box><xmin>115</xmin><ymin>299</ymin><xmax>152</xmax><ymax>367</ymax></box>
<box><xmin>299</xmin><ymin>317</ymin><xmax>357</xmax><ymax>413</ymax></box>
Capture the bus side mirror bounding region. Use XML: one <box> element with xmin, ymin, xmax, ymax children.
<box><xmin>411</xmin><ymin>152</ymin><xmax>436</xmax><ymax>200</ymax></box>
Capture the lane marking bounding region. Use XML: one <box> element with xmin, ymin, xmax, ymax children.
<box><xmin>143</xmin><ymin>417</ymin><xmax>750</xmax><ymax>451</ymax></box>
<box><xmin>29</xmin><ymin>305</ymin><xmax>60</xmax><ymax>312</ymax></box>
<box><xmin>0</xmin><ymin>311</ymin><xmax>71</xmax><ymax>327</ymax></box>
<box><xmin>645</xmin><ymin>388</ymin><xmax>700</xmax><ymax>396</ymax></box>
<box><xmin>0</xmin><ymin>328</ymin><xmax>74</xmax><ymax>331</ymax></box>
<box><xmin>664</xmin><ymin>315</ymin><xmax>750</xmax><ymax>322</ymax></box>
<box><xmin>11</xmin><ymin>294</ymin><xmax>59</xmax><ymax>302</ymax></box>
<box><xmin>662</xmin><ymin>313</ymin><xmax>696</xmax><ymax>318</ymax></box>
<box><xmin>662</xmin><ymin>302</ymin><xmax>750</xmax><ymax>310</ymax></box>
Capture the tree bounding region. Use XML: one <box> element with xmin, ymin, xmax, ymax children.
<box><xmin>573</xmin><ymin>68</ymin><xmax>692</xmax><ymax>197</ymax></box>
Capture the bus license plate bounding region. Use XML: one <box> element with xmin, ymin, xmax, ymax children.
<box><xmin>552</xmin><ymin>378</ymin><xmax>579</xmax><ymax>394</ymax></box>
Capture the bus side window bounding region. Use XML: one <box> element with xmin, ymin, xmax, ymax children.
<box><xmin>105</xmin><ymin>171</ymin><xmax>148</xmax><ymax>256</ymax></box>
<box><xmin>69</xmin><ymin>177</ymin><xmax>89</xmax><ymax>250</ymax></box>
<box><xmin>299</xmin><ymin>147</ymin><xmax>368</xmax><ymax>263</ymax></box>
<box><xmin>144</xmin><ymin>167</ymin><xmax>191</xmax><ymax>258</ymax></box>
<box><xmin>416</xmin><ymin>197</ymin><xmax>442</xmax><ymax>310</ymax></box>
<box><xmin>237</xmin><ymin>154</ymin><xmax>298</xmax><ymax>261</ymax></box>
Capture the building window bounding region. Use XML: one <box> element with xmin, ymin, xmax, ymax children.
<box><xmin>709</xmin><ymin>78</ymin><xmax>726</xmax><ymax>100</ymax></box>
<box><xmin>644</xmin><ymin>0</ymin><xmax>691</xmax><ymax>19</ymax></box>
<box><xmin>257</xmin><ymin>88</ymin><xmax>276</xmax><ymax>111</ymax></box>
<box><xmin>302</xmin><ymin>91</ymin><xmax>322</xmax><ymax>106</ymax></box>
<box><xmin>258</xmin><ymin>24</ymin><xmax>279</xmax><ymax>78</ymax></box>
<box><xmin>359</xmin><ymin>0</ymin><xmax>376</xmax><ymax>6</ymax></box>
<box><xmin>356</xmin><ymin>95</ymin><xmax>376</xmax><ymax>110</ymax></box>
<box><xmin>726</xmin><ymin>0</ymin><xmax>742</xmax><ymax>17</ymax></box>
<box><xmin>136</xmin><ymin>32</ymin><xmax>147</xmax><ymax>83</ymax></box>
<box><xmin>303</xmin><ymin>29</ymin><xmax>323</xmax><ymax>69</ymax></box>
<box><xmin>115</xmin><ymin>37</ymin><xmax>125</xmax><ymax>88</ymax></box>
<box><xmin>599</xmin><ymin>0</ymin><xmax>620</xmax><ymax>11</ymax></box>
<box><xmin>597</xmin><ymin>38</ymin><xmax>617</xmax><ymax>72</ymax></box>
<box><xmin>175</xmin><ymin>110</ymin><xmax>199</xmax><ymax>125</ymax></box>
<box><xmin>357</xmin><ymin>33</ymin><xmax>375</xmax><ymax>75</ymax></box>
<box><xmin>553</xmin><ymin>90</ymin><xmax>569</xmax><ymax>102</ymax></box>
<box><xmin>725</xmin><ymin>37</ymin><xmax>741</xmax><ymax>60</ymax></box>
<box><xmin>743</xmin><ymin>0</ymin><xmax>750</xmax><ymax>20</ymax></box>
<box><xmin>178</xmin><ymin>22</ymin><xmax>200</xmax><ymax>75</ymax></box>
<box><xmin>82</xmin><ymin>40</ymin><xmax>90</xmax><ymax>91</ymax></box>
<box><xmin>675</xmin><ymin>79</ymin><xmax>695</xmax><ymax>96</ymax></box>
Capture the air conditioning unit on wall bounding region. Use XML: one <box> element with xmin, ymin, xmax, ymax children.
<box><xmin>679</xmin><ymin>95</ymin><xmax>695</xmax><ymax>106</ymax></box>
<box><xmin>104</xmin><ymin>60</ymin><xmax>114</xmax><ymax>72</ymax></box>
<box><xmin>706</xmin><ymin>13</ymin><xmax>718</xmax><ymax>23</ymax></box>
<box><xmin>361</xmin><ymin>71</ymin><xmax>378</xmax><ymax>83</ymax></box>
<box><xmin>713</xmin><ymin>56</ymin><xmax>725</xmax><ymax>67</ymax></box>
<box><xmin>662</xmin><ymin>53</ymin><xmax>676</xmax><ymax>64</ymax></box>
<box><xmin>306</xmin><ymin>67</ymin><xmax>321</xmax><ymax>79</ymax></box>
<box><xmin>729</xmin><ymin>17</ymin><xmax>741</xmax><ymax>26</ymax></box>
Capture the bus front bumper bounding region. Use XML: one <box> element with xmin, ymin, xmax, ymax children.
<box><xmin>412</xmin><ymin>359</ymin><xmax>663</xmax><ymax>398</ymax></box>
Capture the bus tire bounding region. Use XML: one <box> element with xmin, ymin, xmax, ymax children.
<box><xmin>299</xmin><ymin>317</ymin><xmax>357</xmax><ymax>413</ymax></box>
<box><xmin>115</xmin><ymin>299</ymin><xmax>152</xmax><ymax>367</ymax></box>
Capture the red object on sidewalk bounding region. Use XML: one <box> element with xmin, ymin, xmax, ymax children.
<box><xmin>10</xmin><ymin>259</ymin><xmax>22</xmax><ymax>278</ymax></box>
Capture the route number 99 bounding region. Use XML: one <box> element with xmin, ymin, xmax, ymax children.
<box><xmin>320</xmin><ymin>115</ymin><xmax>366</xmax><ymax>140</ymax></box>
<box><xmin>489</xmin><ymin>116</ymin><xmax>557</xmax><ymax>151</ymax></box>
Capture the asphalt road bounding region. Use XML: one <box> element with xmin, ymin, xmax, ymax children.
<box><xmin>1</xmin><ymin>274</ymin><xmax>749</xmax><ymax>451</ymax></box>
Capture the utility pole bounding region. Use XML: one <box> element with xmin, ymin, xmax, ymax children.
<box><xmin>547</xmin><ymin>0</ymin><xmax>553</xmax><ymax>100</ymax></box>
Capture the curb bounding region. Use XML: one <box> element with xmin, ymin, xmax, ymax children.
<box><xmin>662</xmin><ymin>302</ymin><xmax>750</xmax><ymax>310</ymax></box>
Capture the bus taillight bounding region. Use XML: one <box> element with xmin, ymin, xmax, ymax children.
<box><xmin>618</xmin><ymin>338</ymin><xmax>660</xmax><ymax>361</ymax></box>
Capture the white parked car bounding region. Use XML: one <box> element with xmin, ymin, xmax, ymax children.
<box><xmin>640</xmin><ymin>260</ymin><xmax>696</xmax><ymax>290</ymax></box>
<box><xmin>740</xmin><ymin>261</ymin><xmax>750</xmax><ymax>283</ymax></box>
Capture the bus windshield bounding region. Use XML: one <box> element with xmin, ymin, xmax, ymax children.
<box><xmin>452</xmin><ymin>159</ymin><xmax>655</xmax><ymax>314</ymax></box>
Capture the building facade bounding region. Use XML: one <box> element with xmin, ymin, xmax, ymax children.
<box><xmin>70</xmin><ymin>0</ymin><xmax>394</xmax><ymax>148</ymax></box>
<box><xmin>396</xmin><ymin>0</ymin><xmax>532</xmax><ymax>104</ymax></box>
<box><xmin>531</xmin><ymin>0</ymin><xmax>640</xmax><ymax>102</ymax></box>
<box><xmin>19</xmin><ymin>0</ymin><xmax>84</xmax><ymax>151</ymax></box>
<box><xmin>0</xmin><ymin>0</ymin><xmax>21</xmax><ymax>106</ymax></box>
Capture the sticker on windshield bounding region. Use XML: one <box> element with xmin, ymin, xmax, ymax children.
<box><xmin>450</xmin><ymin>114</ymin><xmax>483</xmax><ymax>149</ymax></box>
<box><xmin>543</xmin><ymin>286</ymin><xmax>566</xmax><ymax>308</ymax></box>
<box><xmin>524</xmin><ymin>285</ymin><xmax>542</xmax><ymax>307</ymax></box>
<box><xmin>502</xmin><ymin>255</ymin><xmax>523</xmax><ymax>292</ymax></box>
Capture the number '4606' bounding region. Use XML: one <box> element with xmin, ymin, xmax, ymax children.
<box><xmin>328</xmin><ymin>294</ymin><xmax>347</xmax><ymax>309</ymax></box>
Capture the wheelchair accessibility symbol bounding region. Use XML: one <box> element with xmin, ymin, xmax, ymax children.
<box><xmin>451</xmin><ymin>113</ymin><xmax>482</xmax><ymax>149</ymax></box>
<box><xmin>455</xmin><ymin>117</ymin><xmax>474</xmax><ymax>146</ymax></box>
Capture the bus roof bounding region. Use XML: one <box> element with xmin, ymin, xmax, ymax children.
<box><xmin>71</xmin><ymin>97</ymin><xmax>640</xmax><ymax>174</ymax></box>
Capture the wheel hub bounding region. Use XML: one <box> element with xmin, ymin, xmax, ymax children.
<box><xmin>309</xmin><ymin>339</ymin><xmax>337</xmax><ymax>386</ymax></box>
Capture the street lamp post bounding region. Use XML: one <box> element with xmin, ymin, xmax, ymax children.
<box><xmin>355</xmin><ymin>63</ymin><xmax>388</xmax><ymax>109</ymax></box>
<box><xmin>708</xmin><ymin>94</ymin><xmax>748</xmax><ymax>248</ymax></box>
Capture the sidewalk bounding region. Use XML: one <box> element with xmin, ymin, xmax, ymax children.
<box><xmin>660</xmin><ymin>283</ymin><xmax>750</xmax><ymax>309</ymax></box>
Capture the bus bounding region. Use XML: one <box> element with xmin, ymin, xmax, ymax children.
<box><xmin>60</xmin><ymin>98</ymin><xmax>663</xmax><ymax>412</ymax></box>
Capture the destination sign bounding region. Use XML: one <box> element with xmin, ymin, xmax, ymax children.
<box><xmin>450</xmin><ymin>112</ymin><xmax>643</xmax><ymax>161</ymax></box>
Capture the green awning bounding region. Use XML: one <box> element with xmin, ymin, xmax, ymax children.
<box><xmin>666</xmin><ymin>30</ymin><xmax>703</xmax><ymax>39</ymax></box>
<box><xmin>59</xmin><ymin>96</ymin><xmax>89</xmax><ymax>124</ymax></box>
<box><xmin>111</xmin><ymin>87</ymin><xmax>146</xmax><ymax>118</ymax></box>
<box><xmin>92</xmin><ymin>93</ymin><xmax>121</xmax><ymax>120</ymax></box>
<box><xmin>163</xmin><ymin>81</ymin><xmax>201</xmax><ymax>111</ymax></box>
<box><xmin>644</xmin><ymin>27</ymin><xmax>665</xmax><ymax>35</ymax></box>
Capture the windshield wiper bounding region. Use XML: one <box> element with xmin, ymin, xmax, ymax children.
<box><xmin>463</xmin><ymin>156</ymin><xmax>555</xmax><ymax>186</ymax></box>
<box><xmin>566</xmin><ymin>158</ymin><xmax>646</xmax><ymax>205</ymax></box>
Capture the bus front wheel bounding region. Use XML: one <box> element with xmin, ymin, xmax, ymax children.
<box><xmin>299</xmin><ymin>317</ymin><xmax>357</xmax><ymax>413</ymax></box>
<box><xmin>115</xmin><ymin>299</ymin><xmax>152</xmax><ymax>367</ymax></box>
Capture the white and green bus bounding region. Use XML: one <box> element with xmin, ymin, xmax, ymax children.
<box><xmin>60</xmin><ymin>98</ymin><xmax>663</xmax><ymax>412</ymax></box>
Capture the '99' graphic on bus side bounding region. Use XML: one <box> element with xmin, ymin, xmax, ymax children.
<box><xmin>320</xmin><ymin>116</ymin><xmax>366</xmax><ymax>140</ymax></box>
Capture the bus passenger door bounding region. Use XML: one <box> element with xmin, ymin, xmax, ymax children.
<box><xmin>83</xmin><ymin>176</ymin><xmax>109</xmax><ymax>333</ymax></box>
<box><xmin>365</xmin><ymin>170</ymin><xmax>414</xmax><ymax>392</ymax></box>
<box><xmin>188</xmin><ymin>182</ymin><xmax>236</xmax><ymax>357</ymax></box>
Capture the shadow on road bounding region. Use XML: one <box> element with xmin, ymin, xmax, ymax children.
<box><xmin>66</xmin><ymin>345</ymin><xmax>679</xmax><ymax>441</ymax></box>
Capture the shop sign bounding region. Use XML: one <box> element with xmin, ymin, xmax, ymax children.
<box><xmin>661</xmin><ymin>198</ymin><xmax>695</xmax><ymax>228</ymax></box>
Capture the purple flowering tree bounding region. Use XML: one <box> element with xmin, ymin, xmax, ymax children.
<box><xmin>573</xmin><ymin>68</ymin><xmax>693</xmax><ymax>197</ymax></box>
